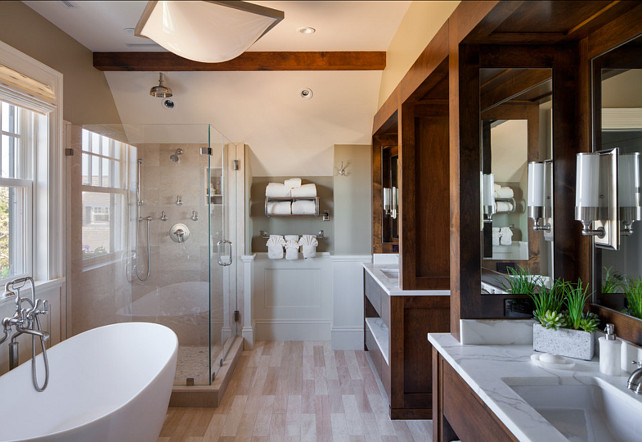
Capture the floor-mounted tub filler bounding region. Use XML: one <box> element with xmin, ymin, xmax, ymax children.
<box><xmin>0</xmin><ymin>322</ymin><xmax>177</xmax><ymax>442</ymax></box>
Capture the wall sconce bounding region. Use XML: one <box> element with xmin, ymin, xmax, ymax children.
<box><xmin>575</xmin><ymin>148</ymin><xmax>618</xmax><ymax>249</ymax></box>
<box><xmin>482</xmin><ymin>173</ymin><xmax>495</xmax><ymax>222</ymax></box>
<box><xmin>383</xmin><ymin>187</ymin><xmax>398</xmax><ymax>219</ymax></box>
<box><xmin>619</xmin><ymin>152</ymin><xmax>641</xmax><ymax>235</ymax></box>
<box><xmin>527</xmin><ymin>161</ymin><xmax>552</xmax><ymax>232</ymax></box>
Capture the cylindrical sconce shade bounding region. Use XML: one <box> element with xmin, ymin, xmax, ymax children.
<box><xmin>528</xmin><ymin>162</ymin><xmax>544</xmax><ymax>207</ymax></box>
<box><xmin>619</xmin><ymin>153</ymin><xmax>640</xmax><ymax>208</ymax></box>
<box><xmin>576</xmin><ymin>153</ymin><xmax>600</xmax><ymax>210</ymax></box>
<box><xmin>482</xmin><ymin>173</ymin><xmax>495</xmax><ymax>207</ymax></box>
<box><xmin>383</xmin><ymin>187</ymin><xmax>391</xmax><ymax>211</ymax></box>
<box><xmin>392</xmin><ymin>186</ymin><xmax>398</xmax><ymax>209</ymax></box>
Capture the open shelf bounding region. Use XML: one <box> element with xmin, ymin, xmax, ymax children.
<box><xmin>264</xmin><ymin>196</ymin><xmax>320</xmax><ymax>217</ymax></box>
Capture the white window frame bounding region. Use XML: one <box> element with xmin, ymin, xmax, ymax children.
<box><xmin>0</xmin><ymin>40</ymin><xmax>64</xmax><ymax>285</ymax></box>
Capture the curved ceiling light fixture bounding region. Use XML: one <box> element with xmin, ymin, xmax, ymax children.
<box><xmin>135</xmin><ymin>1</ymin><xmax>285</xmax><ymax>63</ymax></box>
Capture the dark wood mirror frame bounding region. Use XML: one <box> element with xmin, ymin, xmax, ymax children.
<box><xmin>588</xmin><ymin>29</ymin><xmax>642</xmax><ymax>346</ymax></box>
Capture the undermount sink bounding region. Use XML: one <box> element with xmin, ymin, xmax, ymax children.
<box><xmin>503</xmin><ymin>377</ymin><xmax>642</xmax><ymax>442</ymax></box>
<box><xmin>380</xmin><ymin>268</ymin><xmax>399</xmax><ymax>279</ymax></box>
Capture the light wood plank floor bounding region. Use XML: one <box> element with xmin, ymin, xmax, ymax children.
<box><xmin>159</xmin><ymin>341</ymin><xmax>433</xmax><ymax>441</ymax></box>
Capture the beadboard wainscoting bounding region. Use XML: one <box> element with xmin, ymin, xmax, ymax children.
<box><xmin>0</xmin><ymin>279</ymin><xmax>66</xmax><ymax>375</ymax></box>
<box><xmin>252</xmin><ymin>253</ymin><xmax>333</xmax><ymax>341</ymax></box>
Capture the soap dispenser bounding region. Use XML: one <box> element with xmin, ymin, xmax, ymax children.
<box><xmin>599</xmin><ymin>323</ymin><xmax>621</xmax><ymax>376</ymax></box>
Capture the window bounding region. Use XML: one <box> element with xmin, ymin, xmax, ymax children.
<box><xmin>0</xmin><ymin>100</ymin><xmax>42</xmax><ymax>280</ymax></box>
<box><xmin>80</xmin><ymin>129</ymin><xmax>132</xmax><ymax>261</ymax></box>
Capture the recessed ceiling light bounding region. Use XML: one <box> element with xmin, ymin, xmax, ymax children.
<box><xmin>298</xmin><ymin>27</ymin><xmax>316</xmax><ymax>35</ymax></box>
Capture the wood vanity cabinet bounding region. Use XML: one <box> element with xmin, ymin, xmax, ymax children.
<box><xmin>364</xmin><ymin>270</ymin><xmax>450</xmax><ymax>419</ymax></box>
<box><xmin>432</xmin><ymin>349</ymin><xmax>518</xmax><ymax>442</ymax></box>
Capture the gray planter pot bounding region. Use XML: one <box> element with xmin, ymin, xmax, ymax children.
<box><xmin>532</xmin><ymin>323</ymin><xmax>595</xmax><ymax>360</ymax></box>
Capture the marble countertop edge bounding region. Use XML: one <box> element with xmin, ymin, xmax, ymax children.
<box><xmin>362</xmin><ymin>263</ymin><xmax>450</xmax><ymax>297</ymax></box>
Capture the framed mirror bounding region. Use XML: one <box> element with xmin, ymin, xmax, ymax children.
<box><xmin>479</xmin><ymin>68</ymin><xmax>554</xmax><ymax>293</ymax></box>
<box><xmin>592</xmin><ymin>34</ymin><xmax>642</xmax><ymax>323</ymax></box>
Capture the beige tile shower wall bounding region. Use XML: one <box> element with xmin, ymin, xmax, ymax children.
<box><xmin>250</xmin><ymin>176</ymin><xmax>334</xmax><ymax>253</ymax></box>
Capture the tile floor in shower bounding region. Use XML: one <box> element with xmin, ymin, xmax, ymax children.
<box><xmin>174</xmin><ymin>345</ymin><xmax>224</xmax><ymax>385</ymax></box>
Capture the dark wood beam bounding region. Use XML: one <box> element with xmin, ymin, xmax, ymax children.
<box><xmin>93</xmin><ymin>51</ymin><xmax>386</xmax><ymax>71</ymax></box>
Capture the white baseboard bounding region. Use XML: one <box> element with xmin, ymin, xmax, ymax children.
<box><xmin>242</xmin><ymin>326</ymin><xmax>254</xmax><ymax>350</ymax></box>
<box><xmin>331</xmin><ymin>326</ymin><xmax>364</xmax><ymax>350</ymax></box>
<box><xmin>254</xmin><ymin>319</ymin><xmax>331</xmax><ymax>341</ymax></box>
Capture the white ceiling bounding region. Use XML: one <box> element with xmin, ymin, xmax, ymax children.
<box><xmin>24</xmin><ymin>1</ymin><xmax>413</xmax><ymax>176</ymax></box>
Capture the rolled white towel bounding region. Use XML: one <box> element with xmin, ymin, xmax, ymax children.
<box><xmin>285</xmin><ymin>235</ymin><xmax>299</xmax><ymax>242</ymax></box>
<box><xmin>495</xmin><ymin>201</ymin><xmax>514</xmax><ymax>212</ymax></box>
<box><xmin>266</xmin><ymin>182</ymin><xmax>290</xmax><ymax>197</ymax></box>
<box><xmin>495</xmin><ymin>186</ymin><xmax>514</xmax><ymax>198</ymax></box>
<box><xmin>285</xmin><ymin>239</ymin><xmax>299</xmax><ymax>260</ymax></box>
<box><xmin>267</xmin><ymin>245</ymin><xmax>284</xmax><ymax>260</ymax></box>
<box><xmin>493</xmin><ymin>183</ymin><xmax>501</xmax><ymax>192</ymax></box>
<box><xmin>266</xmin><ymin>235</ymin><xmax>285</xmax><ymax>247</ymax></box>
<box><xmin>267</xmin><ymin>201</ymin><xmax>291</xmax><ymax>215</ymax></box>
<box><xmin>284</xmin><ymin>178</ymin><xmax>302</xmax><ymax>189</ymax></box>
<box><xmin>292</xmin><ymin>199</ymin><xmax>317</xmax><ymax>215</ymax></box>
<box><xmin>290</xmin><ymin>184</ymin><xmax>317</xmax><ymax>197</ymax></box>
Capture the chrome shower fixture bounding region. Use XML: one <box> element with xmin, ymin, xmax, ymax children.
<box><xmin>149</xmin><ymin>72</ymin><xmax>172</xmax><ymax>98</ymax></box>
<box><xmin>170</xmin><ymin>148</ymin><xmax>183</xmax><ymax>162</ymax></box>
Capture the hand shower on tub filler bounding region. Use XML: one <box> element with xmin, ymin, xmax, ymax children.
<box><xmin>0</xmin><ymin>276</ymin><xmax>50</xmax><ymax>391</ymax></box>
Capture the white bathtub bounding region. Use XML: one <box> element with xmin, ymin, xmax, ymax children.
<box><xmin>118</xmin><ymin>281</ymin><xmax>212</xmax><ymax>346</ymax></box>
<box><xmin>0</xmin><ymin>322</ymin><xmax>177</xmax><ymax>442</ymax></box>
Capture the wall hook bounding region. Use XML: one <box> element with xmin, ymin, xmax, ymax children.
<box><xmin>191</xmin><ymin>210</ymin><xmax>198</xmax><ymax>221</ymax></box>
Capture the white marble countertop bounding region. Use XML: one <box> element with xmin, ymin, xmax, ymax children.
<box><xmin>362</xmin><ymin>263</ymin><xmax>450</xmax><ymax>297</ymax></box>
<box><xmin>428</xmin><ymin>333</ymin><xmax>642</xmax><ymax>442</ymax></box>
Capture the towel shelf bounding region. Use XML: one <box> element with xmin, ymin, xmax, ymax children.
<box><xmin>259</xmin><ymin>229</ymin><xmax>326</xmax><ymax>239</ymax></box>
<box><xmin>265</xmin><ymin>196</ymin><xmax>320</xmax><ymax>217</ymax></box>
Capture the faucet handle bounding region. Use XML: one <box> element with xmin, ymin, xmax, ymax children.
<box><xmin>633</xmin><ymin>361</ymin><xmax>642</xmax><ymax>368</ymax></box>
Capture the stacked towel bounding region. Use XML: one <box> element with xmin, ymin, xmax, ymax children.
<box><xmin>492</xmin><ymin>227</ymin><xmax>501</xmax><ymax>246</ymax></box>
<box><xmin>495</xmin><ymin>201</ymin><xmax>514</xmax><ymax>212</ymax></box>
<box><xmin>266</xmin><ymin>235</ymin><xmax>285</xmax><ymax>260</ymax></box>
<box><xmin>299</xmin><ymin>234</ymin><xmax>319</xmax><ymax>259</ymax></box>
<box><xmin>494</xmin><ymin>186</ymin><xmax>514</xmax><ymax>199</ymax></box>
<box><xmin>285</xmin><ymin>239</ymin><xmax>300</xmax><ymax>260</ymax></box>
<box><xmin>266</xmin><ymin>201</ymin><xmax>291</xmax><ymax>215</ymax></box>
<box><xmin>265</xmin><ymin>182</ymin><xmax>290</xmax><ymax>197</ymax></box>
<box><xmin>292</xmin><ymin>199</ymin><xmax>316</xmax><ymax>215</ymax></box>
<box><xmin>290</xmin><ymin>183</ymin><xmax>317</xmax><ymax>197</ymax></box>
<box><xmin>284</xmin><ymin>178</ymin><xmax>302</xmax><ymax>189</ymax></box>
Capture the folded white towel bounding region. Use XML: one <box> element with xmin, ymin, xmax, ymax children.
<box><xmin>285</xmin><ymin>239</ymin><xmax>299</xmax><ymax>260</ymax></box>
<box><xmin>267</xmin><ymin>245</ymin><xmax>284</xmax><ymax>260</ymax></box>
<box><xmin>290</xmin><ymin>184</ymin><xmax>317</xmax><ymax>197</ymax></box>
<box><xmin>292</xmin><ymin>199</ymin><xmax>316</xmax><ymax>215</ymax></box>
<box><xmin>266</xmin><ymin>182</ymin><xmax>290</xmax><ymax>197</ymax></box>
<box><xmin>492</xmin><ymin>227</ymin><xmax>501</xmax><ymax>234</ymax></box>
<box><xmin>285</xmin><ymin>235</ymin><xmax>299</xmax><ymax>242</ymax></box>
<box><xmin>266</xmin><ymin>201</ymin><xmax>291</xmax><ymax>215</ymax></box>
<box><xmin>284</xmin><ymin>178</ymin><xmax>302</xmax><ymax>189</ymax></box>
<box><xmin>495</xmin><ymin>201</ymin><xmax>514</xmax><ymax>212</ymax></box>
<box><xmin>494</xmin><ymin>183</ymin><xmax>501</xmax><ymax>192</ymax></box>
<box><xmin>500</xmin><ymin>235</ymin><xmax>512</xmax><ymax>246</ymax></box>
<box><xmin>302</xmin><ymin>245</ymin><xmax>317</xmax><ymax>259</ymax></box>
<box><xmin>500</xmin><ymin>227</ymin><xmax>513</xmax><ymax>237</ymax></box>
<box><xmin>492</xmin><ymin>236</ymin><xmax>500</xmax><ymax>246</ymax></box>
<box><xmin>495</xmin><ymin>186</ymin><xmax>514</xmax><ymax>199</ymax></box>
<box><xmin>266</xmin><ymin>235</ymin><xmax>285</xmax><ymax>247</ymax></box>
<box><xmin>298</xmin><ymin>234</ymin><xmax>319</xmax><ymax>247</ymax></box>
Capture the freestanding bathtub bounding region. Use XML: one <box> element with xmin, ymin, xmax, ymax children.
<box><xmin>0</xmin><ymin>322</ymin><xmax>177</xmax><ymax>442</ymax></box>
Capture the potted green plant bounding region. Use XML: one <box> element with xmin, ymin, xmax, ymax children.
<box><xmin>531</xmin><ymin>278</ymin><xmax>599</xmax><ymax>360</ymax></box>
<box><xmin>623</xmin><ymin>277</ymin><xmax>642</xmax><ymax>320</ymax></box>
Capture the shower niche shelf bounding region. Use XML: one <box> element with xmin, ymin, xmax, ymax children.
<box><xmin>206</xmin><ymin>167</ymin><xmax>223</xmax><ymax>205</ymax></box>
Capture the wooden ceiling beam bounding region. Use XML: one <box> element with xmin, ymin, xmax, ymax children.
<box><xmin>93</xmin><ymin>51</ymin><xmax>386</xmax><ymax>71</ymax></box>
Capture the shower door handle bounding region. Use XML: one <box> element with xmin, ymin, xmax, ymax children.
<box><xmin>217</xmin><ymin>240</ymin><xmax>232</xmax><ymax>266</ymax></box>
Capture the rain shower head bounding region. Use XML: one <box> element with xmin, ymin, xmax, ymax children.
<box><xmin>150</xmin><ymin>72</ymin><xmax>172</xmax><ymax>98</ymax></box>
<box><xmin>170</xmin><ymin>148</ymin><xmax>183</xmax><ymax>162</ymax></box>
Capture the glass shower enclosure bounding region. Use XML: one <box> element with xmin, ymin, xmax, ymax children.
<box><xmin>65</xmin><ymin>123</ymin><xmax>237</xmax><ymax>385</ymax></box>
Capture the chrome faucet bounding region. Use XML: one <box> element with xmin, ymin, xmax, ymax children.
<box><xmin>1</xmin><ymin>277</ymin><xmax>50</xmax><ymax>391</ymax></box>
<box><xmin>627</xmin><ymin>361</ymin><xmax>642</xmax><ymax>394</ymax></box>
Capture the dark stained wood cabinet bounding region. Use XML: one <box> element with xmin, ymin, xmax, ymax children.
<box><xmin>432</xmin><ymin>349</ymin><xmax>518</xmax><ymax>442</ymax></box>
<box><xmin>364</xmin><ymin>270</ymin><xmax>450</xmax><ymax>419</ymax></box>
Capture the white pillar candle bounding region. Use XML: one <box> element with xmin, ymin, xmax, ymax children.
<box><xmin>576</xmin><ymin>153</ymin><xmax>600</xmax><ymax>208</ymax></box>
<box><xmin>619</xmin><ymin>153</ymin><xmax>640</xmax><ymax>207</ymax></box>
<box><xmin>528</xmin><ymin>162</ymin><xmax>544</xmax><ymax>207</ymax></box>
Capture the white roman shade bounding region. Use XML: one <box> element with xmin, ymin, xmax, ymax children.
<box><xmin>0</xmin><ymin>64</ymin><xmax>56</xmax><ymax>113</ymax></box>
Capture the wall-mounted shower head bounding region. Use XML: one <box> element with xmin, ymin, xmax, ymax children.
<box><xmin>150</xmin><ymin>72</ymin><xmax>172</xmax><ymax>98</ymax></box>
<box><xmin>170</xmin><ymin>148</ymin><xmax>183</xmax><ymax>162</ymax></box>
